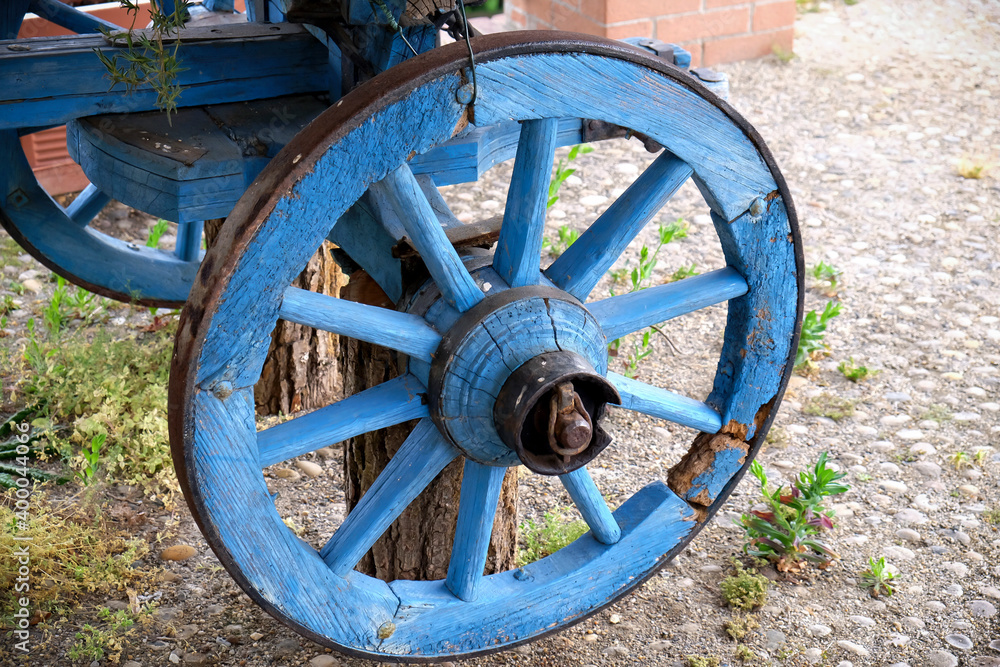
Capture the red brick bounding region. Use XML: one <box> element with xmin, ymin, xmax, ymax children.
<box><xmin>753</xmin><ymin>0</ymin><xmax>796</xmax><ymax>31</ymax></box>
<box><xmin>657</xmin><ymin>7</ymin><xmax>750</xmax><ymax>43</ymax></box>
<box><xmin>703</xmin><ymin>27</ymin><xmax>793</xmax><ymax>64</ymax></box>
<box><xmin>508</xmin><ymin>7</ymin><xmax>528</xmax><ymax>27</ymax></box>
<box><xmin>606</xmin><ymin>0</ymin><xmax>700</xmax><ymax>23</ymax></box>
<box><xmin>705</xmin><ymin>0</ymin><xmax>751</xmax><ymax>7</ymax></box>
<box><xmin>551</xmin><ymin>3</ymin><xmax>606</xmax><ymax>35</ymax></box>
<box><xmin>678</xmin><ymin>41</ymin><xmax>705</xmax><ymax>67</ymax></box>
<box><xmin>605</xmin><ymin>20</ymin><xmax>654</xmax><ymax>39</ymax></box>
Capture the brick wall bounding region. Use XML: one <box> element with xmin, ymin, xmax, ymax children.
<box><xmin>505</xmin><ymin>0</ymin><xmax>795</xmax><ymax>67</ymax></box>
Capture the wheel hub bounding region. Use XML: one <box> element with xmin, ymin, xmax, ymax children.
<box><xmin>419</xmin><ymin>270</ymin><xmax>611</xmax><ymax>469</ymax></box>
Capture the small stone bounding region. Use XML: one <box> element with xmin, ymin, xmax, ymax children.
<box><xmin>249</xmin><ymin>632</ymin><xmax>264</xmax><ymax>641</ymax></box>
<box><xmin>161</xmin><ymin>571</ymin><xmax>182</xmax><ymax>583</ymax></box>
<box><xmin>124</xmin><ymin>662</ymin><xmax>142</xmax><ymax>667</ymax></box>
<box><xmin>848</xmin><ymin>615</ymin><xmax>876</xmax><ymax>627</ymax></box>
<box><xmin>21</xmin><ymin>278</ymin><xmax>43</xmax><ymax>293</ymax></box>
<box><xmin>309</xmin><ymin>656</ymin><xmax>341</xmax><ymax>667</ymax></box>
<box><xmin>274</xmin><ymin>638</ymin><xmax>300</xmax><ymax>656</ymax></box>
<box><xmin>957</xmin><ymin>484</ymin><xmax>979</xmax><ymax>497</ymax></box>
<box><xmin>889</xmin><ymin>633</ymin><xmax>910</xmax><ymax>647</ymax></box>
<box><xmin>925</xmin><ymin>601</ymin><xmax>946</xmax><ymax>612</ymax></box>
<box><xmin>182</xmin><ymin>653</ymin><xmax>211</xmax><ymax>665</ymax></box>
<box><xmin>885</xmin><ymin>546</ymin><xmax>915</xmax><ymax>561</ymax></box>
<box><xmin>203</xmin><ymin>604</ymin><xmax>224</xmax><ymax>616</ymax></box>
<box><xmin>676</xmin><ymin>577</ymin><xmax>695</xmax><ymax>588</ymax></box>
<box><xmin>872</xmin><ymin>441</ymin><xmax>895</xmax><ymax>453</ymax></box>
<box><xmin>175</xmin><ymin>624</ymin><xmax>199</xmax><ymax>640</ymax></box>
<box><xmin>601</xmin><ymin>645</ymin><xmax>628</xmax><ymax>658</ymax></box>
<box><xmin>809</xmin><ymin>624</ymin><xmax>832</xmax><ymax>637</ymax></box>
<box><xmin>945</xmin><ymin>634</ymin><xmax>973</xmax><ymax>650</ymax></box>
<box><xmin>160</xmin><ymin>545</ymin><xmax>197</xmax><ymax>561</ymax></box>
<box><xmin>895</xmin><ymin>509</ymin><xmax>927</xmax><ymax>525</ymax></box>
<box><xmin>149</xmin><ymin>640</ymin><xmax>171</xmax><ymax>651</ymax></box>
<box><xmin>295</xmin><ymin>460</ymin><xmax>324</xmax><ymax>478</ymax></box>
<box><xmin>913</xmin><ymin>461</ymin><xmax>942</xmax><ymax>478</ymax></box>
<box><xmin>154</xmin><ymin>607</ymin><xmax>182</xmax><ymax>622</ymax></box>
<box><xmin>926</xmin><ymin>651</ymin><xmax>958</xmax><ymax>667</ymax></box>
<box><xmin>943</xmin><ymin>584</ymin><xmax>964</xmax><ymax>597</ymax></box>
<box><xmin>944</xmin><ymin>562</ymin><xmax>969</xmax><ymax>578</ymax></box>
<box><xmin>901</xmin><ymin>617</ymin><xmax>925</xmax><ymax>630</ymax></box>
<box><xmin>896</xmin><ymin>528</ymin><xmax>921</xmax><ymax>543</ymax></box>
<box><xmin>580</xmin><ymin>194</ymin><xmax>608</xmax><ymax>207</ymax></box>
<box><xmin>223</xmin><ymin>624</ymin><xmax>242</xmax><ymax>635</ymax></box>
<box><xmin>169</xmin><ymin>653</ymin><xmax>181</xmax><ymax>665</ymax></box>
<box><xmin>885</xmin><ymin>392</ymin><xmax>911</xmax><ymax>402</ymax></box>
<box><xmin>980</xmin><ymin>586</ymin><xmax>1000</xmax><ymax>599</ymax></box>
<box><xmin>274</xmin><ymin>468</ymin><xmax>301</xmax><ymax>481</ymax></box>
<box><xmin>699</xmin><ymin>564</ymin><xmax>722</xmax><ymax>573</ymax></box>
<box><xmin>583</xmin><ymin>633</ymin><xmax>598</xmax><ymax>642</ymax></box>
<box><xmin>880</xmin><ymin>480</ymin><xmax>907</xmax><ymax>494</ymax></box>
<box><xmin>608</xmin><ymin>613</ymin><xmax>621</xmax><ymax>624</ymax></box>
<box><xmin>804</xmin><ymin>648</ymin><xmax>823</xmax><ymax>664</ymax></box>
<box><xmin>970</xmin><ymin>600</ymin><xmax>997</xmax><ymax>617</ymax></box>
<box><xmin>315</xmin><ymin>447</ymin><xmax>336</xmax><ymax>460</ymax></box>
<box><xmin>897</xmin><ymin>429</ymin><xmax>924</xmax><ymax>441</ymax></box>
<box><xmin>909</xmin><ymin>442</ymin><xmax>936</xmax><ymax>456</ymax></box>
<box><xmin>648</xmin><ymin>640</ymin><xmax>671</xmax><ymax>651</ymax></box>
<box><xmin>837</xmin><ymin>640</ymin><xmax>870</xmax><ymax>656</ymax></box>
<box><xmin>765</xmin><ymin>629</ymin><xmax>786</xmax><ymax>650</ymax></box>
<box><xmin>679</xmin><ymin>622</ymin><xmax>700</xmax><ymax>635</ymax></box>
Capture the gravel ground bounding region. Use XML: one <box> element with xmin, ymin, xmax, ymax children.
<box><xmin>3</xmin><ymin>1</ymin><xmax>999</xmax><ymax>666</ymax></box>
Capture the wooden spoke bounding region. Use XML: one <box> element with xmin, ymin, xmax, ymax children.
<box><xmin>371</xmin><ymin>164</ymin><xmax>484</xmax><ymax>312</ymax></box>
<box><xmin>280</xmin><ymin>286</ymin><xmax>442</xmax><ymax>361</ymax></box>
<box><xmin>256</xmin><ymin>374</ymin><xmax>429</xmax><ymax>468</ymax></box>
<box><xmin>493</xmin><ymin>118</ymin><xmax>560</xmax><ymax>288</ymax></box>
<box><xmin>174</xmin><ymin>220</ymin><xmax>204</xmax><ymax>262</ymax></box>
<box><xmin>610</xmin><ymin>372</ymin><xmax>722</xmax><ymax>433</ymax></box>
<box><xmin>28</xmin><ymin>0</ymin><xmax>122</xmax><ymax>34</ymax></box>
<box><xmin>560</xmin><ymin>467</ymin><xmax>621</xmax><ymax>545</ymax></box>
<box><xmin>445</xmin><ymin>461</ymin><xmax>507</xmax><ymax>601</ymax></box>
<box><xmin>590</xmin><ymin>267</ymin><xmax>748</xmax><ymax>340</ymax></box>
<box><xmin>320</xmin><ymin>419</ymin><xmax>460</xmax><ymax>576</ymax></box>
<box><xmin>64</xmin><ymin>183</ymin><xmax>111</xmax><ymax>228</ymax></box>
<box><xmin>546</xmin><ymin>152</ymin><xmax>692</xmax><ymax>300</ymax></box>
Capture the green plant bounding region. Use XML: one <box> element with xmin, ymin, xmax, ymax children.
<box><xmin>670</xmin><ymin>264</ymin><xmax>699</xmax><ymax>282</ymax></box>
<box><xmin>983</xmin><ymin>506</ymin><xmax>1000</xmax><ymax>525</ymax></box>
<box><xmin>802</xmin><ymin>393</ymin><xmax>855</xmax><ymax>421</ymax></box>
<box><xmin>621</xmin><ymin>330</ymin><xmax>653</xmax><ymax>379</ymax></box>
<box><xmin>838</xmin><ymin>357</ymin><xmax>875</xmax><ymax>382</ymax></box>
<box><xmin>735</xmin><ymin>645</ymin><xmax>755</xmax><ymax>661</ymax></box>
<box><xmin>973</xmin><ymin>449</ymin><xmax>989</xmax><ymax>466</ymax></box>
<box><xmin>720</xmin><ymin>560</ymin><xmax>769</xmax><ymax>611</ymax></box>
<box><xmin>145</xmin><ymin>218</ymin><xmax>170</xmax><ymax>249</ymax></box>
<box><xmin>95</xmin><ymin>1</ymin><xmax>192</xmax><ymax>119</ymax></box>
<box><xmin>547</xmin><ymin>144</ymin><xmax>593</xmax><ymax>208</ymax></box>
<box><xmin>543</xmin><ymin>225</ymin><xmax>581</xmax><ymax>258</ymax></box>
<box><xmin>949</xmin><ymin>451</ymin><xmax>971</xmax><ymax>470</ymax></box>
<box><xmin>956</xmin><ymin>158</ymin><xmax>987</xmax><ymax>179</ymax></box>
<box><xmin>920</xmin><ymin>404</ymin><xmax>953</xmax><ymax>423</ymax></box>
<box><xmin>42</xmin><ymin>275</ymin><xmax>69</xmax><ymax>336</ymax></box>
<box><xmin>772</xmin><ymin>43</ymin><xmax>797</xmax><ymax>62</ymax></box>
<box><xmin>859</xmin><ymin>556</ymin><xmax>896</xmax><ymax>597</ymax></box>
<box><xmin>794</xmin><ymin>300</ymin><xmax>842</xmax><ymax>369</ymax></box>
<box><xmin>740</xmin><ymin>454</ymin><xmax>849</xmax><ymax>572</ymax></box>
<box><xmin>724</xmin><ymin>612</ymin><xmax>760</xmax><ymax>640</ymax></box>
<box><xmin>68</xmin><ymin>607</ymin><xmax>137</xmax><ymax>662</ymax></box>
<box><xmin>0</xmin><ymin>294</ymin><xmax>14</xmax><ymax>317</ymax></box>
<box><xmin>810</xmin><ymin>261</ymin><xmax>841</xmax><ymax>294</ymax></box>
<box><xmin>517</xmin><ymin>509</ymin><xmax>588</xmax><ymax>565</ymax></box>
<box><xmin>77</xmin><ymin>433</ymin><xmax>106</xmax><ymax>485</ymax></box>
<box><xmin>686</xmin><ymin>656</ymin><xmax>721</xmax><ymax>667</ymax></box>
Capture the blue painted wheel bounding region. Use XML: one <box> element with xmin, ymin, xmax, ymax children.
<box><xmin>170</xmin><ymin>32</ymin><xmax>803</xmax><ymax>662</ymax></box>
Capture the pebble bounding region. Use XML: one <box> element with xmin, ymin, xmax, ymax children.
<box><xmin>295</xmin><ymin>460</ymin><xmax>324</xmax><ymax>477</ymax></box>
<box><xmin>309</xmin><ymin>656</ymin><xmax>341</xmax><ymax>667</ymax></box>
<box><xmin>970</xmin><ymin>600</ymin><xmax>997</xmax><ymax>617</ymax></box>
<box><xmin>249</xmin><ymin>632</ymin><xmax>264</xmax><ymax>641</ymax></box>
<box><xmin>848</xmin><ymin>615</ymin><xmax>876</xmax><ymax>627</ymax></box>
<box><xmin>169</xmin><ymin>653</ymin><xmax>181</xmax><ymax>665</ymax></box>
<box><xmin>945</xmin><ymin>634</ymin><xmax>973</xmax><ymax>650</ymax></box>
<box><xmin>765</xmin><ymin>629</ymin><xmax>786</xmax><ymax>650</ymax></box>
<box><xmin>871</xmin><ymin>441</ymin><xmax>895</xmax><ymax>453</ymax></box>
<box><xmin>888</xmin><ymin>633</ymin><xmax>910</xmax><ymax>647</ymax></box>
<box><xmin>880</xmin><ymin>480</ymin><xmax>907</xmax><ymax>493</ymax></box>
<box><xmin>896</xmin><ymin>528</ymin><xmax>921</xmax><ymax>543</ymax></box>
<box><xmin>912</xmin><ymin>461</ymin><xmax>942</xmax><ymax>478</ymax></box>
<box><xmin>679</xmin><ymin>622</ymin><xmax>699</xmax><ymax>635</ymax></box>
<box><xmin>160</xmin><ymin>545</ymin><xmax>197</xmax><ymax>561</ymax></box>
<box><xmin>943</xmin><ymin>562</ymin><xmax>969</xmax><ymax>578</ymax></box>
<box><xmin>809</xmin><ymin>624</ymin><xmax>832</xmax><ymax>637</ymax></box>
<box><xmin>315</xmin><ymin>447</ymin><xmax>336</xmax><ymax>459</ymax></box>
<box><xmin>980</xmin><ymin>586</ymin><xmax>1000</xmax><ymax>599</ymax></box>
<box><xmin>926</xmin><ymin>651</ymin><xmax>958</xmax><ymax>667</ymax></box>
<box><xmin>804</xmin><ymin>648</ymin><xmax>823</xmax><ymax>664</ymax></box>
<box><xmin>274</xmin><ymin>638</ymin><xmax>300</xmax><ymax>656</ymax></box>
<box><xmin>909</xmin><ymin>442</ymin><xmax>936</xmax><ymax>456</ymax></box>
<box><xmin>894</xmin><ymin>509</ymin><xmax>928</xmax><ymax>524</ymax></box>
<box><xmin>182</xmin><ymin>654</ymin><xmax>211</xmax><ymax>665</ymax></box>
<box><xmin>648</xmin><ymin>640</ymin><xmax>671</xmax><ymax>651</ymax></box>
<box><xmin>957</xmin><ymin>484</ymin><xmax>979</xmax><ymax>497</ymax></box>
<box><xmin>897</xmin><ymin>429</ymin><xmax>924</xmax><ymax>440</ymax></box>
<box><xmin>885</xmin><ymin>545</ymin><xmax>915</xmax><ymax>561</ymax></box>
<box><xmin>602</xmin><ymin>645</ymin><xmax>628</xmax><ymax>658</ymax></box>
<box><xmin>608</xmin><ymin>614</ymin><xmax>621</xmax><ymax>624</ymax></box>
<box><xmin>925</xmin><ymin>601</ymin><xmax>946</xmax><ymax>612</ymax></box>
<box><xmin>580</xmin><ymin>194</ymin><xmax>608</xmax><ymax>207</ymax></box>
<box><xmin>124</xmin><ymin>662</ymin><xmax>142</xmax><ymax>667</ymax></box>
<box><xmin>274</xmin><ymin>468</ymin><xmax>301</xmax><ymax>481</ymax></box>
<box><xmin>836</xmin><ymin>640</ymin><xmax>870</xmax><ymax>657</ymax></box>
<box><xmin>21</xmin><ymin>278</ymin><xmax>43</xmax><ymax>293</ymax></box>
<box><xmin>943</xmin><ymin>584</ymin><xmax>964</xmax><ymax>597</ymax></box>
<box><xmin>901</xmin><ymin>616</ymin><xmax>924</xmax><ymax>629</ymax></box>
<box><xmin>175</xmin><ymin>624</ymin><xmax>199</xmax><ymax>640</ymax></box>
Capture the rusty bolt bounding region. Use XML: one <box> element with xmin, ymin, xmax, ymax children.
<box><xmin>749</xmin><ymin>197</ymin><xmax>764</xmax><ymax>217</ymax></box>
<box><xmin>548</xmin><ymin>382</ymin><xmax>593</xmax><ymax>456</ymax></box>
<box><xmin>213</xmin><ymin>381</ymin><xmax>233</xmax><ymax>400</ymax></box>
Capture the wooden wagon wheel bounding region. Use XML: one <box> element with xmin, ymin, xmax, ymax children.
<box><xmin>1</xmin><ymin>2</ymin><xmax>206</xmax><ymax>307</ymax></box>
<box><xmin>169</xmin><ymin>32</ymin><xmax>803</xmax><ymax>661</ymax></box>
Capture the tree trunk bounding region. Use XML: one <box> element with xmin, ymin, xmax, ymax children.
<box><xmin>339</xmin><ymin>275</ymin><xmax>519</xmax><ymax>581</ymax></box>
<box><xmin>204</xmin><ymin>218</ymin><xmax>348</xmax><ymax>415</ymax></box>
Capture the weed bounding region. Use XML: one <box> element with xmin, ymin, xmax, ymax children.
<box><xmin>838</xmin><ymin>357</ymin><xmax>876</xmax><ymax>382</ymax></box>
<box><xmin>669</xmin><ymin>264</ymin><xmax>699</xmax><ymax>282</ymax></box>
<box><xmin>8</xmin><ymin>281</ymin><xmax>24</xmax><ymax>296</ymax></box>
<box><xmin>547</xmin><ymin>144</ymin><xmax>593</xmax><ymax>208</ymax></box>
<box><xmin>810</xmin><ymin>261</ymin><xmax>841</xmax><ymax>294</ymax></box>
<box><xmin>772</xmin><ymin>43</ymin><xmax>797</xmax><ymax>63</ymax></box>
<box><xmin>77</xmin><ymin>433</ymin><xmax>106</xmax><ymax>485</ymax></box>
<box><xmin>802</xmin><ymin>393</ymin><xmax>856</xmax><ymax>421</ymax></box>
<box><xmin>686</xmin><ymin>656</ymin><xmax>721</xmax><ymax>667</ymax></box>
<box><xmin>921</xmin><ymin>404</ymin><xmax>953</xmax><ymax>423</ymax></box>
<box><xmin>859</xmin><ymin>556</ymin><xmax>896</xmax><ymax>597</ymax></box>
<box><xmin>621</xmin><ymin>330</ymin><xmax>653</xmax><ymax>379</ymax></box>
<box><xmin>543</xmin><ymin>225</ymin><xmax>580</xmax><ymax>258</ymax></box>
<box><xmin>735</xmin><ymin>645</ymin><xmax>755</xmax><ymax>661</ymax></box>
<box><xmin>795</xmin><ymin>300</ymin><xmax>842</xmax><ymax>370</ymax></box>
<box><xmin>724</xmin><ymin>612</ymin><xmax>760</xmax><ymax>640</ymax></box>
<box><xmin>740</xmin><ymin>454</ymin><xmax>849</xmax><ymax>572</ymax></box>
<box><xmin>518</xmin><ymin>509</ymin><xmax>588</xmax><ymax>565</ymax></box>
<box><xmin>949</xmin><ymin>451</ymin><xmax>972</xmax><ymax>470</ymax></box>
<box><xmin>855</xmin><ymin>472</ymin><xmax>872</xmax><ymax>482</ymax></box>
<box><xmin>20</xmin><ymin>326</ymin><xmax>177</xmax><ymax>493</ymax></box>
<box><xmin>145</xmin><ymin>219</ymin><xmax>170</xmax><ymax>248</ymax></box>
<box><xmin>720</xmin><ymin>560</ymin><xmax>769</xmax><ymax>611</ymax></box>
<box><xmin>983</xmin><ymin>506</ymin><xmax>1000</xmax><ymax>525</ymax></box>
<box><xmin>0</xmin><ymin>294</ymin><xmax>14</xmax><ymax>317</ymax></box>
<box><xmin>956</xmin><ymin>158</ymin><xmax>987</xmax><ymax>179</ymax></box>
<box><xmin>973</xmin><ymin>449</ymin><xmax>989</xmax><ymax>466</ymax></box>
<box><xmin>68</xmin><ymin>607</ymin><xmax>138</xmax><ymax>663</ymax></box>
<box><xmin>0</xmin><ymin>496</ymin><xmax>152</xmax><ymax>622</ymax></box>
<box><xmin>763</xmin><ymin>426</ymin><xmax>789</xmax><ymax>450</ymax></box>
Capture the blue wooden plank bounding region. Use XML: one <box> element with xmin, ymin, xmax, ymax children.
<box><xmin>493</xmin><ymin>118</ymin><xmax>559</xmax><ymax>288</ymax></box>
<box><xmin>589</xmin><ymin>267</ymin><xmax>748</xmax><ymax>340</ymax></box>
<box><xmin>416</xmin><ymin>174</ymin><xmax>462</xmax><ymax>229</ymax></box>
<box><xmin>385</xmin><ymin>481</ymin><xmax>694</xmax><ymax>655</ymax></box>
<box><xmin>559</xmin><ymin>467</ymin><xmax>620</xmax><ymax>545</ymax></box>
<box><xmin>371</xmin><ymin>165</ymin><xmax>484</xmax><ymax>313</ymax></box>
<box><xmin>3</xmin><ymin>1</ymin><xmax>31</xmax><ymax>40</ymax></box>
<box><xmin>546</xmin><ymin>152</ymin><xmax>691</xmax><ymax>300</ymax></box>
<box><xmin>0</xmin><ymin>28</ymin><xmax>329</xmax><ymax>130</ymax></box>
<box><xmin>445</xmin><ymin>461</ymin><xmax>507</xmax><ymax>602</ymax></box>
<box><xmin>256</xmin><ymin>374</ymin><xmax>428</xmax><ymax>468</ymax></box>
<box><xmin>609</xmin><ymin>372</ymin><xmax>722</xmax><ymax>433</ymax></box>
<box><xmin>327</xmin><ymin>193</ymin><xmax>404</xmax><ymax>302</ymax></box>
<box><xmin>64</xmin><ymin>183</ymin><xmax>111</xmax><ymax>227</ymax></box>
<box><xmin>27</xmin><ymin>0</ymin><xmax>122</xmax><ymax>34</ymax></box>
<box><xmin>320</xmin><ymin>419</ymin><xmax>459</xmax><ymax>576</ymax></box>
<box><xmin>280</xmin><ymin>286</ymin><xmax>442</xmax><ymax>361</ymax></box>
<box><xmin>175</xmin><ymin>220</ymin><xmax>204</xmax><ymax>262</ymax></box>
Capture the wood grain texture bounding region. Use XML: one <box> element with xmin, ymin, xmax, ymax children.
<box><xmin>63</xmin><ymin>183</ymin><xmax>110</xmax><ymax>227</ymax></box>
<box><xmin>546</xmin><ymin>151</ymin><xmax>692</xmax><ymax>301</ymax></box>
<box><xmin>589</xmin><ymin>267</ymin><xmax>748</xmax><ymax>340</ymax></box>
<box><xmin>3</xmin><ymin>1</ymin><xmax>31</xmax><ymax>40</ymax></box>
<box><xmin>280</xmin><ymin>285</ymin><xmax>442</xmax><ymax>361</ymax></box>
<box><xmin>445</xmin><ymin>461</ymin><xmax>507</xmax><ymax>601</ymax></box>
<box><xmin>493</xmin><ymin>118</ymin><xmax>559</xmax><ymax>288</ymax></box>
<box><xmin>560</xmin><ymin>467</ymin><xmax>620</xmax><ymax>545</ymax></box>
<box><xmin>175</xmin><ymin>220</ymin><xmax>205</xmax><ymax>262</ymax></box>
<box><xmin>321</xmin><ymin>419</ymin><xmax>460</xmax><ymax>576</ymax></box>
<box><xmin>256</xmin><ymin>373</ymin><xmax>429</xmax><ymax>468</ymax></box>
<box><xmin>27</xmin><ymin>0</ymin><xmax>122</xmax><ymax>34</ymax></box>
<box><xmin>609</xmin><ymin>371</ymin><xmax>723</xmax><ymax>434</ymax></box>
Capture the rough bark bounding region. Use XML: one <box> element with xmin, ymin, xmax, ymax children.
<box><xmin>340</xmin><ymin>276</ymin><xmax>519</xmax><ymax>582</ymax></box>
